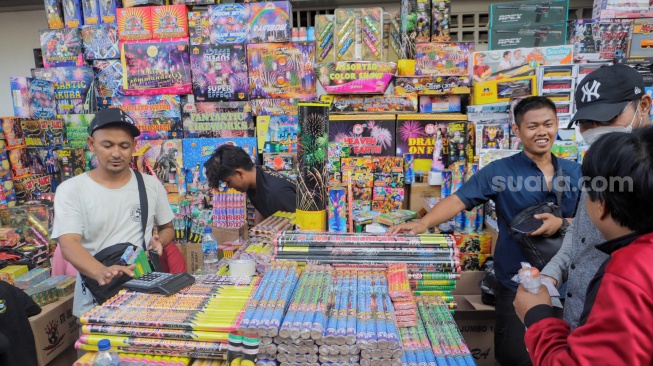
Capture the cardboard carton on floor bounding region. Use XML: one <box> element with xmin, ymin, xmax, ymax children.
<box><xmin>454</xmin><ymin>294</ymin><xmax>499</xmax><ymax>366</ymax></box>
<box><xmin>29</xmin><ymin>294</ymin><xmax>78</xmax><ymax>366</ymax></box>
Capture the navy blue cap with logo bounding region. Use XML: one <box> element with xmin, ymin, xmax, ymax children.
<box><xmin>569</xmin><ymin>64</ymin><xmax>645</xmax><ymax>128</ymax></box>
<box><xmin>89</xmin><ymin>108</ymin><xmax>141</xmax><ymax>137</ymax></box>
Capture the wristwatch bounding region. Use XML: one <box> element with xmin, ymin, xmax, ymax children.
<box><xmin>559</xmin><ymin>218</ymin><xmax>570</xmax><ymax>235</ymax></box>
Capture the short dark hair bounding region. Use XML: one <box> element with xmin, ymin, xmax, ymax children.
<box><xmin>513</xmin><ymin>96</ymin><xmax>557</xmax><ymax>126</ymax></box>
<box><xmin>503</xmin><ymin>51</ymin><xmax>511</xmax><ymax>57</ymax></box>
<box><xmin>582</xmin><ymin>126</ymin><xmax>653</xmax><ymax>233</ymax></box>
<box><xmin>204</xmin><ymin>145</ymin><xmax>255</xmax><ymax>188</ymax></box>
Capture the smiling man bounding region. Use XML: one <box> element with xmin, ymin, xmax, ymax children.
<box><xmin>388</xmin><ymin>96</ymin><xmax>582</xmax><ymax>366</ymax></box>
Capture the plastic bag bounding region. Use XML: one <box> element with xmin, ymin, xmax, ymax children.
<box><xmin>480</xmin><ymin>256</ymin><xmax>497</xmax><ymax>306</ymax></box>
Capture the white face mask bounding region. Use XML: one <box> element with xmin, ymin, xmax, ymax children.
<box><xmin>580</xmin><ymin>103</ymin><xmax>642</xmax><ymax>145</ymax></box>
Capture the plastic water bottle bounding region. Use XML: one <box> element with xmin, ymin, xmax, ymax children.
<box><xmin>202</xmin><ymin>227</ymin><xmax>219</xmax><ymax>272</ymax></box>
<box><xmin>93</xmin><ymin>339</ymin><xmax>120</xmax><ymax>366</ymax></box>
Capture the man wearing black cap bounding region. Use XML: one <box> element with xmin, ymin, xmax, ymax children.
<box><xmin>536</xmin><ymin>64</ymin><xmax>652</xmax><ymax>330</ymax></box>
<box><xmin>51</xmin><ymin>108</ymin><xmax>175</xmax><ymax>317</ymax></box>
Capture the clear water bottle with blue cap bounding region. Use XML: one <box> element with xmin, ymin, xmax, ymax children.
<box><xmin>202</xmin><ymin>226</ymin><xmax>219</xmax><ymax>272</ymax></box>
<box><xmin>93</xmin><ymin>339</ymin><xmax>120</xmax><ymax>366</ymax></box>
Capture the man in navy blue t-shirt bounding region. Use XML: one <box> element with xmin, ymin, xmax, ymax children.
<box><xmin>389</xmin><ymin>96</ymin><xmax>582</xmax><ymax>366</ymax></box>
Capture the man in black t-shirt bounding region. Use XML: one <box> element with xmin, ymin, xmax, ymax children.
<box><xmin>0</xmin><ymin>281</ymin><xmax>41</xmax><ymax>366</ymax></box>
<box><xmin>205</xmin><ymin>145</ymin><xmax>297</xmax><ymax>222</ymax></box>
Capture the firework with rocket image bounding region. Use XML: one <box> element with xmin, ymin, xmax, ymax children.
<box><xmin>121</xmin><ymin>37</ymin><xmax>192</xmax><ymax>96</ymax></box>
<box><xmin>39</xmin><ymin>28</ymin><xmax>85</xmax><ymax>68</ymax></box>
<box><xmin>190</xmin><ymin>44</ymin><xmax>248</xmax><ymax>102</ymax></box>
<box><xmin>328</xmin><ymin>115</ymin><xmax>396</xmax><ymax>157</ymax></box>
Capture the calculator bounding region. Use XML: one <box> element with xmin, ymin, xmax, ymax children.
<box><xmin>123</xmin><ymin>272</ymin><xmax>196</xmax><ymax>296</ymax></box>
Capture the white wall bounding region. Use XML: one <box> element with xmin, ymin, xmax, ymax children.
<box><xmin>0</xmin><ymin>10</ymin><xmax>47</xmax><ymax>117</ymax></box>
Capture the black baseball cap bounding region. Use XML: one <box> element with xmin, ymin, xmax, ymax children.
<box><xmin>89</xmin><ymin>108</ymin><xmax>141</xmax><ymax>137</ymax></box>
<box><xmin>569</xmin><ymin>64</ymin><xmax>645</xmax><ymax>128</ymax></box>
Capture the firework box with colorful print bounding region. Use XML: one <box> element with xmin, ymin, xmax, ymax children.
<box><xmin>182</xmin><ymin>101</ymin><xmax>254</xmax><ymax>138</ymax></box>
<box><xmin>14</xmin><ymin>267</ymin><xmax>50</xmax><ymax>290</ymax></box>
<box><xmin>624</xmin><ymin>18</ymin><xmax>653</xmax><ymax>65</ymax></box>
<box><xmin>188</xmin><ymin>9</ymin><xmax>210</xmax><ymax>45</ymax></box>
<box><xmin>121</xmin><ymin>37</ymin><xmax>192</xmax><ymax>96</ymax></box>
<box><xmin>63</xmin><ymin>0</ymin><xmax>83</xmax><ymax>27</ymax></box>
<box><xmin>247</xmin><ymin>42</ymin><xmax>316</xmax><ymax>99</ymax></box>
<box><xmin>394</xmin><ymin>75</ymin><xmax>471</xmax><ymax>95</ymax></box>
<box><xmin>570</xmin><ymin>19</ymin><xmax>632</xmax><ymax>63</ymax></box>
<box><xmin>45</xmin><ymin>0</ymin><xmax>64</xmax><ymax>29</ymax></box>
<box><xmin>0</xmin><ymin>265</ymin><xmax>28</xmax><ymax>285</ymax></box>
<box><xmin>248</xmin><ymin>1</ymin><xmax>292</xmax><ymax>43</ymax></box>
<box><xmin>470</xmin><ymin>45</ymin><xmax>573</xmax><ymax>82</ymax></box>
<box><xmin>82</xmin><ymin>0</ymin><xmax>100</xmax><ymax>25</ymax></box>
<box><xmin>9</xmin><ymin>78</ymin><xmax>56</xmax><ymax>119</ymax></box>
<box><xmin>21</xmin><ymin>119</ymin><xmax>65</xmax><ymax>146</ymax></box>
<box><xmin>396</xmin><ymin>114</ymin><xmax>467</xmax><ymax>173</ymax></box>
<box><xmin>476</xmin><ymin>122</ymin><xmax>510</xmax><ymax>153</ymax></box>
<box><xmin>418</xmin><ymin>95</ymin><xmax>462</xmax><ymax>113</ymax></box>
<box><xmin>1</xmin><ymin>118</ymin><xmax>25</xmax><ymax>149</ymax></box>
<box><xmin>552</xmin><ymin>140</ymin><xmax>578</xmax><ymax>160</ymax></box>
<box><xmin>182</xmin><ymin>137</ymin><xmax>257</xmax><ymax>184</ymax></box>
<box><xmin>133</xmin><ymin>139</ymin><xmax>185</xmax><ymax>192</ymax></box>
<box><xmin>29</xmin><ymin>294</ymin><xmax>78</xmax><ymax>366</ymax></box>
<box><xmin>93</xmin><ymin>59</ymin><xmax>124</xmax><ymax>98</ymax></box>
<box><xmin>431</xmin><ymin>0</ymin><xmax>451</xmax><ymax>42</ymax></box>
<box><xmin>259</xmin><ymin>114</ymin><xmax>299</xmax><ymax>153</ymax></box>
<box><xmin>328</xmin><ymin>114</ymin><xmax>396</xmax><ymax>156</ymax></box>
<box><xmin>314</xmin><ymin>61</ymin><xmax>396</xmax><ymax>94</ymax></box>
<box><xmin>39</xmin><ymin>28</ymin><xmax>85</xmax><ymax>68</ymax></box>
<box><xmin>34</xmin><ymin>66</ymin><xmax>94</xmax><ymax>115</ymax></box>
<box><xmin>99</xmin><ymin>0</ymin><xmax>119</xmax><ymax>24</ymax></box>
<box><xmin>472</xmin><ymin>75</ymin><xmax>536</xmax><ymax>105</ymax></box>
<box><xmin>61</xmin><ymin>114</ymin><xmax>93</xmax><ymax>147</ymax></box>
<box><xmin>98</xmin><ymin>96</ymin><xmax>183</xmax><ymax>139</ymax></box>
<box><xmin>151</xmin><ymin>5</ymin><xmax>189</xmax><ymax>39</ymax></box>
<box><xmin>489</xmin><ymin>0</ymin><xmax>568</xmax><ymax>28</ymax></box>
<box><xmin>316</xmin><ymin>14</ymin><xmax>335</xmax><ymax>62</ymax></box>
<box><xmin>190</xmin><ymin>44</ymin><xmax>249</xmax><ymax>102</ymax></box>
<box><xmin>122</xmin><ymin>0</ymin><xmax>164</xmax><ymax>7</ymax></box>
<box><xmin>209</xmin><ymin>3</ymin><xmax>250</xmax><ymax>44</ymax></box>
<box><xmin>360</xmin><ymin>8</ymin><xmax>384</xmax><ymax>61</ymax></box>
<box><xmin>117</xmin><ymin>6</ymin><xmax>152</xmax><ymax>41</ymax></box>
<box><xmin>81</xmin><ymin>23</ymin><xmax>119</xmax><ymax>59</ymax></box>
<box><xmin>415</xmin><ymin>42</ymin><xmax>474</xmax><ymax>76</ymax></box>
<box><xmin>326</xmin><ymin>94</ymin><xmax>418</xmax><ymax>113</ymax></box>
<box><xmin>490</xmin><ymin>23</ymin><xmax>567</xmax><ymax>50</ymax></box>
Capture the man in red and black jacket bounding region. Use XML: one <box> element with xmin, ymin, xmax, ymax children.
<box><xmin>514</xmin><ymin>127</ymin><xmax>653</xmax><ymax>365</ymax></box>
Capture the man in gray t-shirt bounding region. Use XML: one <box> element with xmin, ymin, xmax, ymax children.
<box><xmin>541</xmin><ymin>64</ymin><xmax>652</xmax><ymax>329</ymax></box>
<box><xmin>51</xmin><ymin>109</ymin><xmax>175</xmax><ymax>317</ymax></box>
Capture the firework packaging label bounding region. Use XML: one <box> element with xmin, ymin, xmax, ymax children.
<box><xmin>20</xmin><ymin>119</ymin><xmax>65</xmax><ymax>147</ymax></box>
<box><xmin>418</xmin><ymin>95</ymin><xmax>462</xmax><ymax>113</ymax></box>
<box><xmin>385</xmin><ymin>11</ymin><xmax>401</xmax><ymax>62</ymax></box>
<box><xmin>61</xmin><ymin>114</ymin><xmax>94</xmax><ymax>147</ymax></box>
<box><xmin>9</xmin><ymin>78</ymin><xmax>56</xmax><ymax>119</ymax></box>
<box><xmin>316</xmin><ymin>15</ymin><xmax>336</xmax><ymax>62</ymax></box>
<box><xmin>81</xmin><ymin>23</ymin><xmax>119</xmax><ymax>59</ymax></box>
<box><xmin>133</xmin><ymin>139</ymin><xmax>185</xmax><ymax>192</ymax></box>
<box><xmin>328</xmin><ymin>94</ymin><xmax>418</xmax><ymax>114</ymax></box>
<box><xmin>182</xmin><ymin>101</ymin><xmax>255</xmax><ymax>138</ymax></box>
<box><xmin>328</xmin><ymin>187</ymin><xmax>348</xmax><ymax>233</ymax></box>
<box><xmin>447</xmin><ymin>121</ymin><xmax>467</xmax><ymax>166</ymax></box>
<box><xmin>45</xmin><ymin>0</ymin><xmax>65</xmax><ymax>29</ymax></box>
<box><xmin>121</xmin><ymin>37</ymin><xmax>192</xmax><ymax>96</ymax></box>
<box><xmin>489</xmin><ymin>23</ymin><xmax>567</xmax><ymax>50</ymax></box>
<box><xmin>260</xmin><ymin>114</ymin><xmax>299</xmax><ymax>153</ymax></box>
<box><xmin>394</xmin><ymin>75</ymin><xmax>471</xmax><ymax>95</ymax></box>
<box><xmin>250</xmin><ymin>98</ymin><xmax>300</xmax><ymax>116</ymax></box>
<box><xmin>190</xmin><ymin>44</ymin><xmax>249</xmax><ymax>102</ymax></box>
<box><xmin>152</xmin><ymin>5</ymin><xmax>189</xmax><ymax>39</ymax></box>
<box><xmin>63</xmin><ymin>0</ymin><xmax>83</xmax><ymax>27</ymax></box>
<box><xmin>415</xmin><ymin>42</ymin><xmax>474</xmax><ymax>76</ymax></box>
<box><xmin>1</xmin><ymin>118</ymin><xmax>25</xmax><ymax>149</ymax></box>
<box><xmin>247</xmin><ymin>42</ymin><xmax>316</xmax><ymax>99</ymax></box>
<box><xmin>99</xmin><ymin>95</ymin><xmax>183</xmax><ymax>139</ymax></box>
<box><xmin>117</xmin><ymin>7</ymin><xmax>152</xmax><ymax>41</ymax></box>
<box><xmin>188</xmin><ymin>9</ymin><xmax>210</xmax><ymax>45</ymax></box>
<box><xmin>8</xmin><ymin>147</ymin><xmax>31</xmax><ymax>179</ymax></box>
<box><xmin>431</xmin><ymin>0</ymin><xmax>451</xmax><ymax>41</ymax></box>
<box><xmin>328</xmin><ymin>114</ymin><xmax>396</xmax><ymax>157</ymax></box>
<box><xmin>248</xmin><ymin>1</ymin><xmax>293</xmax><ymax>44</ymax></box>
<box><xmin>296</xmin><ymin>102</ymin><xmax>330</xmax><ymax>231</ymax></box>
<box><xmin>15</xmin><ymin>174</ymin><xmax>53</xmax><ymax>202</ymax></box>
<box><xmin>182</xmin><ymin>137</ymin><xmax>257</xmax><ymax>184</ymax></box>
<box><xmin>38</xmin><ymin>66</ymin><xmax>94</xmax><ymax>115</ymax></box>
<box><xmin>39</xmin><ymin>28</ymin><xmax>85</xmax><ymax>68</ymax></box>
<box><xmin>93</xmin><ymin>59</ymin><xmax>124</xmax><ymax>98</ymax></box>
<box><xmin>55</xmin><ymin>148</ymin><xmax>86</xmax><ymax>183</ymax></box>
<box><xmin>209</xmin><ymin>3</ymin><xmax>250</xmax><ymax>44</ymax></box>
<box><xmin>99</xmin><ymin>0</ymin><xmax>119</xmax><ymax>24</ymax></box>
<box><xmin>82</xmin><ymin>0</ymin><xmax>100</xmax><ymax>25</ymax></box>
<box><xmin>470</xmin><ymin>45</ymin><xmax>573</xmax><ymax>82</ymax></box>
<box><xmin>314</xmin><ymin>61</ymin><xmax>396</xmax><ymax>94</ymax></box>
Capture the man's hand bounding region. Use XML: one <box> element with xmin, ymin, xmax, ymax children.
<box><xmin>529</xmin><ymin>213</ymin><xmax>563</xmax><ymax>237</ymax></box>
<box><xmin>387</xmin><ymin>221</ymin><xmax>428</xmax><ymax>235</ymax></box>
<box><xmin>94</xmin><ymin>264</ymin><xmax>136</xmax><ymax>286</ymax></box>
<box><xmin>149</xmin><ymin>234</ymin><xmax>164</xmax><ymax>256</ymax></box>
<box><xmin>514</xmin><ymin>284</ymin><xmax>552</xmax><ymax>324</ymax></box>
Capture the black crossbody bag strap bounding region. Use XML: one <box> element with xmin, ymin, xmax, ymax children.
<box><xmin>134</xmin><ymin>171</ymin><xmax>148</xmax><ymax>251</ymax></box>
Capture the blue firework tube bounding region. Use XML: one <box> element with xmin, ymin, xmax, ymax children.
<box><xmin>320</xmin><ymin>32</ymin><xmax>333</xmax><ymax>49</ymax></box>
<box><xmin>375</xmin><ymin>292</ymin><xmax>388</xmax><ymax>344</ymax></box>
<box><xmin>356</xmin><ymin>274</ymin><xmax>367</xmax><ymax>344</ymax></box>
<box><xmin>346</xmin><ymin>274</ymin><xmax>357</xmax><ymax>342</ymax></box>
<box><xmin>313</xmin><ymin>271</ymin><xmax>332</xmax><ymax>336</ymax></box>
<box><xmin>338</xmin><ymin>38</ymin><xmax>354</xmax><ymax>58</ymax></box>
<box><xmin>365</xmin><ymin>293</ymin><xmax>377</xmax><ymax>345</ymax></box>
<box><xmin>383</xmin><ymin>294</ymin><xmax>399</xmax><ymax>345</ymax></box>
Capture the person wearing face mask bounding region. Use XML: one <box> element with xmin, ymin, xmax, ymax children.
<box><xmin>539</xmin><ymin>64</ymin><xmax>652</xmax><ymax>331</ymax></box>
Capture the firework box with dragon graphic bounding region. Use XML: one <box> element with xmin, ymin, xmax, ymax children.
<box><xmin>329</xmin><ymin>114</ymin><xmax>396</xmax><ymax>156</ymax></box>
<box><xmin>396</xmin><ymin>114</ymin><xmax>467</xmax><ymax>174</ymax></box>
<box><xmin>29</xmin><ymin>294</ymin><xmax>78</xmax><ymax>366</ymax></box>
<box><xmin>314</xmin><ymin>61</ymin><xmax>396</xmax><ymax>94</ymax></box>
<box><xmin>414</xmin><ymin>42</ymin><xmax>474</xmax><ymax>76</ymax></box>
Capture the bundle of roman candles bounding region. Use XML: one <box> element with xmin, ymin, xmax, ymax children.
<box><xmin>77</xmin><ymin>275</ymin><xmax>255</xmax><ymax>359</ymax></box>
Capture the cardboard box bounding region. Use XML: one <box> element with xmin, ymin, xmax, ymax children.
<box><xmin>0</xmin><ymin>265</ymin><xmax>28</xmax><ymax>285</ymax></box>
<box><xmin>29</xmin><ymin>294</ymin><xmax>79</xmax><ymax>366</ymax></box>
<box><xmin>489</xmin><ymin>0</ymin><xmax>568</xmax><ymax>27</ymax></box>
<box><xmin>183</xmin><ymin>243</ymin><xmax>203</xmax><ymax>275</ymax></box>
<box><xmin>490</xmin><ymin>23</ymin><xmax>567</xmax><ymax>50</ymax></box>
<box><xmin>212</xmin><ymin>224</ymin><xmax>248</xmax><ymax>243</ymax></box>
<box><xmin>408</xmin><ymin>182</ymin><xmax>441</xmax><ymax>215</ymax></box>
<box><xmin>473</xmin><ymin>76</ymin><xmax>537</xmax><ymax>105</ymax></box>
<box><xmin>454</xmin><ymin>295</ymin><xmax>499</xmax><ymax>366</ymax></box>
